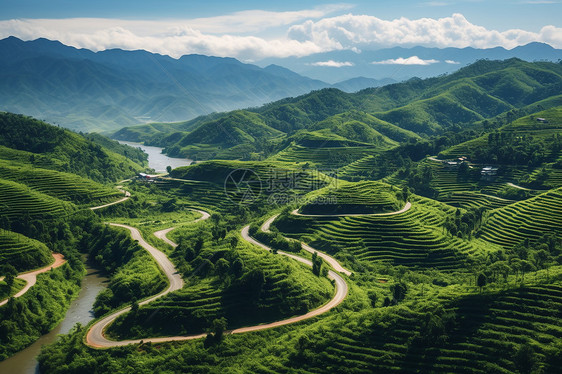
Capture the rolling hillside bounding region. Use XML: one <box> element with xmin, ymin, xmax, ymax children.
<box><xmin>0</xmin><ymin>230</ymin><xmax>52</xmax><ymax>273</ymax></box>
<box><xmin>0</xmin><ymin>112</ymin><xmax>145</xmax><ymax>183</ymax></box>
<box><xmin>114</xmin><ymin>59</ymin><xmax>562</xmax><ymax>163</ymax></box>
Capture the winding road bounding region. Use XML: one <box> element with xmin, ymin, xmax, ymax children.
<box><xmin>85</xmin><ymin>209</ymin><xmax>349</xmax><ymax>348</ymax></box>
<box><xmin>153</xmin><ymin>209</ymin><xmax>211</xmax><ymax>249</ymax></box>
<box><xmin>0</xmin><ymin>253</ymin><xmax>66</xmax><ymax>307</ymax></box>
<box><xmin>291</xmin><ymin>201</ymin><xmax>412</xmax><ymax>217</ymax></box>
<box><xmin>90</xmin><ymin>190</ymin><xmax>131</xmax><ymax>211</ymax></box>
<box><xmin>261</xmin><ymin>214</ymin><xmax>352</xmax><ymax>276</ymax></box>
<box><xmin>1</xmin><ymin>185</ymin><xmax>134</xmax><ymax>308</ymax></box>
<box><xmin>86</xmin><ymin>223</ymin><xmax>185</xmax><ymax>348</ymax></box>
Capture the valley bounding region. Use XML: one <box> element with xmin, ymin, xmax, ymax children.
<box><xmin>1</xmin><ymin>55</ymin><xmax>561</xmax><ymax>374</ymax></box>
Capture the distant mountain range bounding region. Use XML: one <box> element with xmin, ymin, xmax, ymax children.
<box><xmin>2</xmin><ymin>37</ymin><xmax>561</xmax><ymax>133</ymax></box>
<box><xmin>0</xmin><ymin>37</ymin><xmax>322</xmax><ymax>132</ymax></box>
<box><xmin>259</xmin><ymin>43</ymin><xmax>562</xmax><ymax>83</ymax></box>
<box><xmin>113</xmin><ymin>58</ymin><xmax>562</xmax><ymax>162</ymax></box>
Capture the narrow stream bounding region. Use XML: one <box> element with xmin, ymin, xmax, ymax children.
<box><xmin>0</xmin><ymin>263</ymin><xmax>108</xmax><ymax>374</ymax></box>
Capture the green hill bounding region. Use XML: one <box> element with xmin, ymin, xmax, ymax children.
<box><xmin>479</xmin><ymin>187</ymin><xmax>562</xmax><ymax>248</ymax></box>
<box><xmin>299</xmin><ymin>180</ymin><xmax>402</xmax><ymax>215</ymax></box>
<box><xmin>0</xmin><ymin>179</ymin><xmax>75</xmax><ymax>221</ymax></box>
<box><xmin>112</xmin><ymin>59</ymin><xmax>562</xmax><ymax>163</ymax></box>
<box><xmin>0</xmin><ymin>229</ymin><xmax>52</xmax><ymax>273</ymax></box>
<box><xmin>104</xmin><ymin>221</ymin><xmax>333</xmax><ymax>340</ymax></box>
<box><xmin>165</xmin><ymin>110</ymin><xmax>284</xmax><ymax>160</ymax></box>
<box><xmin>0</xmin><ymin>112</ymin><xmax>144</xmax><ymax>183</ymax></box>
<box><xmin>276</xmin><ymin>194</ymin><xmax>494</xmax><ymax>270</ymax></box>
<box><xmin>0</xmin><ymin>160</ymin><xmax>123</xmax><ymax>205</ymax></box>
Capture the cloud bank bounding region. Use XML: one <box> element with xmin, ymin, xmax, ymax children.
<box><xmin>0</xmin><ymin>11</ymin><xmax>560</xmax><ymax>60</ymax></box>
<box><xmin>309</xmin><ymin>60</ymin><xmax>354</xmax><ymax>67</ymax></box>
<box><xmin>372</xmin><ymin>56</ymin><xmax>439</xmax><ymax>65</ymax></box>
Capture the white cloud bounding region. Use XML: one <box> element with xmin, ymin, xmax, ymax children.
<box><xmin>372</xmin><ymin>56</ymin><xmax>440</xmax><ymax>65</ymax></box>
<box><xmin>308</xmin><ymin>60</ymin><xmax>354</xmax><ymax>67</ymax></box>
<box><xmin>0</xmin><ymin>11</ymin><xmax>560</xmax><ymax>61</ymax></box>
<box><xmin>287</xmin><ymin>13</ymin><xmax>562</xmax><ymax>50</ymax></box>
<box><xmin>445</xmin><ymin>59</ymin><xmax>461</xmax><ymax>64</ymax></box>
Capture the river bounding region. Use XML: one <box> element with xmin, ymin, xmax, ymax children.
<box><xmin>0</xmin><ymin>142</ymin><xmax>187</xmax><ymax>373</ymax></box>
<box><xmin>117</xmin><ymin>141</ymin><xmax>193</xmax><ymax>172</ymax></box>
<box><xmin>0</xmin><ymin>264</ymin><xmax>109</xmax><ymax>374</ymax></box>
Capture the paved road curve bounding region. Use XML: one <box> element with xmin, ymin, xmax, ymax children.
<box><xmin>153</xmin><ymin>209</ymin><xmax>211</xmax><ymax>248</ymax></box>
<box><xmin>85</xmin><ymin>218</ymin><xmax>348</xmax><ymax>347</ymax></box>
<box><xmin>86</xmin><ymin>223</ymin><xmax>184</xmax><ymax>348</ymax></box>
<box><xmin>0</xmin><ymin>253</ymin><xmax>66</xmax><ymax>307</ymax></box>
<box><xmin>90</xmin><ymin>190</ymin><xmax>131</xmax><ymax>211</ymax></box>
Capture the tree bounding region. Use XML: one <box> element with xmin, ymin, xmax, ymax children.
<box><xmin>166</xmin><ymin>165</ymin><xmax>172</xmax><ymax>174</ymax></box>
<box><xmin>212</xmin><ymin>317</ymin><xmax>228</xmax><ymax>342</ymax></box>
<box><xmin>2</xmin><ymin>264</ymin><xmax>18</xmax><ymax>290</ymax></box>
<box><xmin>477</xmin><ymin>273</ymin><xmax>486</xmax><ymax>293</ymax></box>
<box><xmin>513</xmin><ymin>343</ymin><xmax>537</xmax><ymax>374</ymax></box>
<box><xmin>312</xmin><ymin>252</ymin><xmax>323</xmax><ymax>276</ymax></box>
<box><xmin>368</xmin><ymin>290</ymin><xmax>378</xmax><ymax>307</ymax></box>
<box><xmin>215</xmin><ymin>258</ymin><xmax>230</xmax><ymax>280</ymax></box>
<box><xmin>391</xmin><ymin>282</ymin><xmax>407</xmax><ymax>302</ymax></box>
<box><xmin>131</xmin><ymin>298</ymin><xmax>139</xmax><ymax>314</ymax></box>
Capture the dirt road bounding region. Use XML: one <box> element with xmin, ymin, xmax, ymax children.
<box><xmin>0</xmin><ymin>253</ymin><xmax>66</xmax><ymax>307</ymax></box>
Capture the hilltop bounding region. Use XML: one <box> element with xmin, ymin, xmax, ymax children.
<box><xmin>114</xmin><ymin>59</ymin><xmax>562</xmax><ymax>162</ymax></box>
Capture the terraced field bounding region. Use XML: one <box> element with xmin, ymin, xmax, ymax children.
<box><xmin>271</xmin><ymin>144</ymin><xmax>379</xmax><ymax>170</ymax></box>
<box><xmin>0</xmin><ymin>179</ymin><xmax>75</xmax><ymax>220</ymax></box>
<box><xmin>104</xmin><ymin>226</ymin><xmax>334</xmax><ymax>340</ymax></box>
<box><xmin>0</xmin><ymin>161</ymin><xmax>122</xmax><ymax>205</ymax></box>
<box><xmin>300</xmin><ymin>180</ymin><xmax>401</xmax><ymax>215</ymax></box>
<box><xmin>338</xmin><ymin>153</ymin><xmax>403</xmax><ymax>181</ymax></box>
<box><xmin>278</xmin><ymin>196</ymin><xmax>491</xmax><ymax>270</ymax></box>
<box><xmin>0</xmin><ymin>229</ymin><xmax>52</xmax><ymax>272</ymax></box>
<box><xmin>440</xmin><ymin>191</ymin><xmax>515</xmax><ymax>210</ymax></box>
<box><xmin>479</xmin><ymin>187</ymin><xmax>562</xmax><ymax>248</ymax></box>
<box><xmin>283</xmin><ymin>281</ymin><xmax>562</xmax><ymax>374</ymax></box>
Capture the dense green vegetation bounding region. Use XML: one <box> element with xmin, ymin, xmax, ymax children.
<box><xmin>105</xmin><ymin>221</ymin><xmax>332</xmax><ymax>339</ymax></box>
<box><xmin>0</xmin><ymin>262</ymin><xmax>82</xmax><ymax>360</ymax></box>
<box><xmin>0</xmin><ymin>112</ymin><xmax>144</xmax><ymax>183</ymax></box>
<box><xmin>2</xmin><ymin>58</ymin><xmax>562</xmax><ymax>373</ymax></box>
<box><xmin>0</xmin><ymin>229</ymin><xmax>52</xmax><ymax>273</ymax></box>
<box><xmin>0</xmin><ymin>160</ymin><xmax>123</xmax><ymax>205</ymax></box>
<box><xmin>90</xmin><ymin>225</ymin><xmax>167</xmax><ymax>316</ymax></box>
<box><xmin>113</xmin><ymin>59</ymin><xmax>562</xmax><ymax>163</ymax></box>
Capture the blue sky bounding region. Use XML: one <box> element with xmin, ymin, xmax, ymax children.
<box><xmin>0</xmin><ymin>1</ymin><xmax>561</xmax><ymax>60</ymax></box>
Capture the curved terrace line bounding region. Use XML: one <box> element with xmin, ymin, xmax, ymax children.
<box><xmin>291</xmin><ymin>201</ymin><xmax>411</xmax><ymax>217</ymax></box>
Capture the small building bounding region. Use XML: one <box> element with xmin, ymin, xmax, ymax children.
<box><xmin>137</xmin><ymin>173</ymin><xmax>159</xmax><ymax>181</ymax></box>
<box><xmin>481</xmin><ymin>166</ymin><xmax>499</xmax><ymax>180</ymax></box>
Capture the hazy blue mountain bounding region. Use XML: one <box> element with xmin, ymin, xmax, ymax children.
<box><xmin>0</xmin><ymin>37</ymin><xmax>329</xmax><ymax>132</ymax></box>
<box><xmin>333</xmin><ymin>77</ymin><xmax>397</xmax><ymax>92</ymax></box>
<box><xmin>259</xmin><ymin>43</ymin><xmax>562</xmax><ymax>83</ymax></box>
